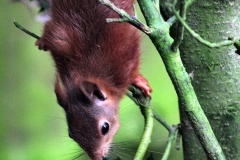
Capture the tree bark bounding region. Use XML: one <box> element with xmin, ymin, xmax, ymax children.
<box><xmin>178</xmin><ymin>1</ymin><xmax>240</xmax><ymax>159</ymax></box>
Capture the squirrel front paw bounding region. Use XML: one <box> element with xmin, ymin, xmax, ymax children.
<box><xmin>132</xmin><ymin>74</ymin><xmax>152</xmax><ymax>97</ymax></box>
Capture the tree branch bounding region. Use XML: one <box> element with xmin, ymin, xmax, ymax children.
<box><xmin>166</xmin><ymin>0</ymin><xmax>195</xmax><ymax>26</ymax></box>
<box><xmin>171</xmin><ymin>0</ymin><xmax>187</xmax><ymax>52</ymax></box>
<box><xmin>137</xmin><ymin>0</ymin><xmax>164</xmax><ymax>28</ymax></box>
<box><xmin>153</xmin><ymin>114</ymin><xmax>180</xmax><ymax>160</ymax></box>
<box><xmin>99</xmin><ymin>0</ymin><xmax>227</xmax><ymax>158</ymax></box>
<box><xmin>127</xmin><ymin>85</ymin><xmax>153</xmax><ymax>160</ymax></box>
<box><xmin>137</xmin><ymin>0</ymin><xmax>226</xmax><ymax>159</ymax></box>
<box><xmin>170</xmin><ymin>1</ymin><xmax>235</xmax><ymax>48</ymax></box>
<box><xmin>99</xmin><ymin>0</ymin><xmax>151</xmax><ymax>34</ymax></box>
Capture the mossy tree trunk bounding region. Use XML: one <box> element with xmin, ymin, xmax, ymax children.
<box><xmin>178</xmin><ymin>1</ymin><xmax>240</xmax><ymax>159</ymax></box>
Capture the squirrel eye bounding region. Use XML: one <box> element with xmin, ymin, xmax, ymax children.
<box><xmin>101</xmin><ymin>122</ymin><xmax>109</xmax><ymax>135</ymax></box>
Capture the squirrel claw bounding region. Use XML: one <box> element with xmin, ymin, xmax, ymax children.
<box><xmin>132</xmin><ymin>74</ymin><xmax>152</xmax><ymax>98</ymax></box>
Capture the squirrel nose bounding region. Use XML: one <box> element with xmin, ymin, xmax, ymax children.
<box><xmin>101</xmin><ymin>150</ymin><xmax>108</xmax><ymax>159</ymax></box>
<box><xmin>102</xmin><ymin>155</ymin><xmax>108</xmax><ymax>160</ymax></box>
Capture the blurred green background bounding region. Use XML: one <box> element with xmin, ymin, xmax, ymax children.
<box><xmin>0</xmin><ymin>1</ymin><xmax>182</xmax><ymax>160</ymax></box>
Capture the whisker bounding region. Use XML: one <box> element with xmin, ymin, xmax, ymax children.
<box><xmin>109</xmin><ymin>150</ymin><xmax>126</xmax><ymax>160</ymax></box>
<box><xmin>58</xmin><ymin>152</ymin><xmax>78</xmax><ymax>160</ymax></box>
<box><xmin>54</xmin><ymin>153</ymin><xmax>72</xmax><ymax>160</ymax></box>
<box><xmin>109</xmin><ymin>143</ymin><xmax>137</xmax><ymax>160</ymax></box>
<box><xmin>154</xmin><ymin>139</ymin><xmax>169</xmax><ymax>142</ymax></box>
<box><xmin>82</xmin><ymin>153</ymin><xmax>90</xmax><ymax>160</ymax></box>
<box><xmin>107</xmin><ymin>150</ymin><xmax>117</xmax><ymax>159</ymax></box>
<box><xmin>55</xmin><ymin>147</ymin><xmax>82</xmax><ymax>160</ymax></box>
<box><xmin>111</xmin><ymin>148</ymin><xmax>136</xmax><ymax>155</ymax></box>
<box><xmin>146</xmin><ymin>149</ymin><xmax>164</xmax><ymax>154</ymax></box>
<box><xmin>119</xmin><ymin>106</ymin><xmax>130</xmax><ymax>113</ymax></box>
<box><xmin>70</xmin><ymin>151</ymin><xmax>87</xmax><ymax>160</ymax></box>
<box><xmin>111</xmin><ymin>143</ymin><xmax>138</xmax><ymax>148</ymax></box>
<box><xmin>48</xmin><ymin>116</ymin><xmax>66</xmax><ymax>121</ymax></box>
<box><xmin>115</xmin><ymin>150</ymin><xmax>135</xmax><ymax>158</ymax></box>
<box><xmin>112</xmin><ymin>139</ymin><xmax>141</xmax><ymax>146</ymax></box>
<box><xmin>109</xmin><ymin>137</ymin><xmax>168</xmax><ymax>159</ymax></box>
<box><xmin>119</xmin><ymin>101</ymin><xmax>136</xmax><ymax>113</ymax></box>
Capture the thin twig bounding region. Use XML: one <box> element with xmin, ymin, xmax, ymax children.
<box><xmin>161</xmin><ymin>125</ymin><xmax>179</xmax><ymax>160</ymax></box>
<box><xmin>175</xmin><ymin>127</ymin><xmax>181</xmax><ymax>150</ymax></box>
<box><xmin>153</xmin><ymin>113</ymin><xmax>180</xmax><ymax>160</ymax></box>
<box><xmin>166</xmin><ymin>0</ymin><xmax>195</xmax><ymax>26</ymax></box>
<box><xmin>153</xmin><ymin>113</ymin><xmax>172</xmax><ymax>131</ymax></box>
<box><xmin>127</xmin><ymin>85</ymin><xmax>153</xmax><ymax>160</ymax></box>
<box><xmin>13</xmin><ymin>21</ymin><xmax>40</xmax><ymax>39</ymax></box>
<box><xmin>171</xmin><ymin>2</ymin><xmax>235</xmax><ymax>48</ymax></box>
<box><xmin>99</xmin><ymin>0</ymin><xmax>151</xmax><ymax>34</ymax></box>
<box><xmin>171</xmin><ymin>0</ymin><xmax>187</xmax><ymax>52</ymax></box>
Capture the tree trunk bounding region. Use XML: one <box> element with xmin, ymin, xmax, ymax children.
<box><xmin>179</xmin><ymin>1</ymin><xmax>240</xmax><ymax>159</ymax></box>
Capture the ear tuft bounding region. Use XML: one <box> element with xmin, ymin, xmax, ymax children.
<box><xmin>36</xmin><ymin>22</ymin><xmax>70</xmax><ymax>53</ymax></box>
<box><xmin>35</xmin><ymin>38</ymin><xmax>49</xmax><ymax>51</ymax></box>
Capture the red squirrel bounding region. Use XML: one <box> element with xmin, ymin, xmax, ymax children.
<box><xmin>35</xmin><ymin>0</ymin><xmax>152</xmax><ymax>159</ymax></box>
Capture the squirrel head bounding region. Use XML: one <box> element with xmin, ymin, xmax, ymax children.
<box><xmin>55</xmin><ymin>76</ymin><xmax>120</xmax><ymax>160</ymax></box>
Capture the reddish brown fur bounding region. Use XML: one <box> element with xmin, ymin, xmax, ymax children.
<box><xmin>37</xmin><ymin>0</ymin><xmax>140</xmax><ymax>96</ymax></box>
<box><xmin>36</xmin><ymin>0</ymin><xmax>151</xmax><ymax>159</ymax></box>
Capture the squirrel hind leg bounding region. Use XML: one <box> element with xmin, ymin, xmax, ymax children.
<box><xmin>132</xmin><ymin>74</ymin><xmax>152</xmax><ymax>98</ymax></box>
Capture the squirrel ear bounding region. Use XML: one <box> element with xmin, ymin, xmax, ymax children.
<box><xmin>36</xmin><ymin>21</ymin><xmax>70</xmax><ymax>52</ymax></box>
<box><xmin>82</xmin><ymin>81</ymin><xmax>107</xmax><ymax>101</ymax></box>
<box><xmin>55</xmin><ymin>76</ymin><xmax>68</xmax><ymax>110</ymax></box>
<box><xmin>35</xmin><ymin>37</ymin><xmax>49</xmax><ymax>51</ymax></box>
